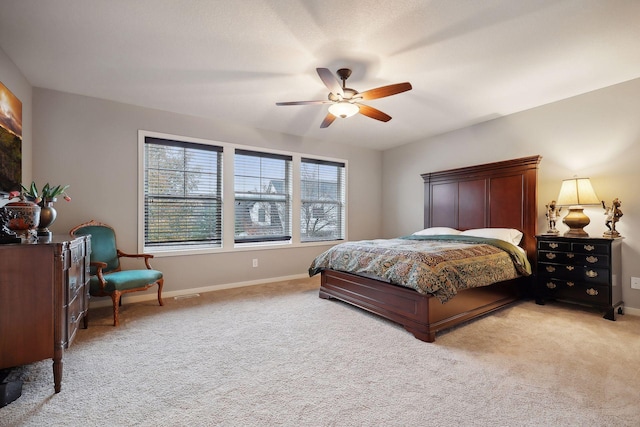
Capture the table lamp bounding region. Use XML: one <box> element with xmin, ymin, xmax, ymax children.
<box><xmin>556</xmin><ymin>177</ymin><xmax>600</xmax><ymax>237</ymax></box>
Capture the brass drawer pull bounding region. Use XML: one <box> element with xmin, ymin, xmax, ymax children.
<box><xmin>545</xmin><ymin>253</ymin><xmax>556</xmax><ymax>259</ymax></box>
<box><xmin>565</xmin><ymin>266</ymin><xmax>575</xmax><ymax>271</ymax></box>
<box><xmin>567</xmin><ymin>281</ymin><xmax>575</xmax><ymax>287</ymax></box>
<box><xmin>549</xmin><ymin>243</ymin><xmax>559</xmax><ymax>249</ymax></box>
<box><xmin>586</xmin><ymin>256</ymin><xmax>598</xmax><ymax>263</ymax></box>
<box><xmin>584</xmin><ymin>244</ymin><xmax>595</xmax><ymax>251</ymax></box>
<box><xmin>566</xmin><ymin>253</ymin><xmax>575</xmax><ymax>258</ymax></box>
<box><xmin>586</xmin><ymin>270</ymin><xmax>598</xmax><ymax>278</ymax></box>
<box><xmin>586</xmin><ymin>288</ymin><xmax>599</xmax><ymax>296</ymax></box>
<box><xmin>546</xmin><ymin>282</ymin><xmax>557</xmax><ymax>289</ymax></box>
<box><xmin>546</xmin><ymin>266</ymin><xmax>556</xmax><ymax>273</ymax></box>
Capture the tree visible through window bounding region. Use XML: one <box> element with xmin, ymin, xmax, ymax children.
<box><xmin>144</xmin><ymin>137</ymin><xmax>222</xmax><ymax>249</ymax></box>
<box><xmin>300</xmin><ymin>158</ymin><xmax>345</xmax><ymax>242</ymax></box>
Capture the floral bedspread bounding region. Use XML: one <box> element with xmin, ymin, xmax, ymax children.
<box><xmin>308</xmin><ymin>235</ymin><xmax>531</xmax><ymax>303</ymax></box>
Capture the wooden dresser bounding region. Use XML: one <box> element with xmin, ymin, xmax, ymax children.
<box><xmin>0</xmin><ymin>235</ymin><xmax>91</xmax><ymax>393</ymax></box>
<box><xmin>535</xmin><ymin>235</ymin><xmax>623</xmax><ymax>320</ymax></box>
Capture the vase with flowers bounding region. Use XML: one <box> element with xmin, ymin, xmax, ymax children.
<box><xmin>20</xmin><ymin>182</ymin><xmax>71</xmax><ymax>237</ymax></box>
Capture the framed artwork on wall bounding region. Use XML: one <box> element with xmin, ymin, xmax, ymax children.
<box><xmin>0</xmin><ymin>81</ymin><xmax>22</xmax><ymax>196</ymax></box>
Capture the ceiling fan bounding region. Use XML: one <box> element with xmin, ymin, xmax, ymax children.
<box><xmin>276</xmin><ymin>68</ymin><xmax>412</xmax><ymax>128</ymax></box>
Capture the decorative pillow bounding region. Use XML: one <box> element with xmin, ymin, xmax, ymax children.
<box><xmin>413</xmin><ymin>227</ymin><xmax>461</xmax><ymax>236</ymax></box>
<box><xmin>459</xmin><ymin>228</ymin><xmax>523</xmax><ymax>245</ymax></box>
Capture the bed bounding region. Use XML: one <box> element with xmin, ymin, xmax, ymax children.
<box><xmin>312</xmin><ymin>155</ymin><xmax>541</xmax><ymax>342</ymax></box>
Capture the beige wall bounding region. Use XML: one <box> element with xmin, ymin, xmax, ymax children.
<box><xmin>30</xmin><ymin>87</ymin><xmax>383</xmax><ymax>296</ymax></box>
<box><xmin>382</xmin><ymin>77</ymin><xmax>640</xmax><ymax>311</ymax></box>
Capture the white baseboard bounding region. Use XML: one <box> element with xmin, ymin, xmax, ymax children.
<box><xmin>88</xmin><ymin>273</ymin><xmax>310</xmax><ymax>308</ymax></box>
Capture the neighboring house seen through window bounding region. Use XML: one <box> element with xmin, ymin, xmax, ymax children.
<box><xmin>234</xmin><ymin>149</ymin><xmax>292</xmax><ymax>244</ymax></box>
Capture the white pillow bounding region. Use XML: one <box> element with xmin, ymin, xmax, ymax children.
<box><xmin>413</xmin><ymin>227</ymin><xmax>461</xmax><ymax>236</ymax></box>
<box><xmin>459</xmin><ymin>228</ymin><xmax>523</xmax><ymax>246</ymax></box>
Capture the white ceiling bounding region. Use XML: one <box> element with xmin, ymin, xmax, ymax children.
<box><xmin>1</xmin><ymin>0</ymin><xmax>640</xmax><ymax>151</ymax></box>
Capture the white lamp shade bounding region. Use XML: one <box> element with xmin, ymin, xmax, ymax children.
<box><xmin>328</xmin><ymin>101</ymin><xmax>359</xmax><ymax>118</ymax></box>
<box><xmin>556</xmin><ymin>178</ymin><xmax>600</xmax><ymax>206</ymax></box>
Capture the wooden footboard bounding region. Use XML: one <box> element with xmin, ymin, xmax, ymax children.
<box><xmin>319</xmin><ymin>269</ymin><xmax>524</xmax><ymax>342</ymax></box>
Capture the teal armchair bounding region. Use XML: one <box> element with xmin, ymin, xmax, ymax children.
<box><xmin>70</xmin><ymin>220</ymin><xmax>164</xmax><ymax>326</ymax></box>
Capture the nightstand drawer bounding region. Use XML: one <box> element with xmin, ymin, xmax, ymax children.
<box><xmin>570</xmin><ymin>242</ymin><xmax>609</xmax><ymax>254</ymax></box>
<box><xmin>541</xmin><ymin>279</ymin><xmax>609</xmax><ymax>306</ymax></box>
<box><xmin>538</xmin><ymin>263</ymin><xmax>608</xmax><ymax>283</ymax></box>
<box><xmin>578</xmin><ymin>253</ymin><xmax>609</xmax><ymax>268</ymax></box>
<box><xmin>581</xmin><ymin>267</ymin><xmax>609</xmax><ymax>284</ymax></box>
<box><xmin>538</xmin><ymin>240</ymin><xmax>570</xmax><ymax>252</ymax></box>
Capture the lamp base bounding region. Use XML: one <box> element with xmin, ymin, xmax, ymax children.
<box><xmin>562</xmin><ymin>206</ymin><xmax>591</xmax><ymax>237</ymax></box>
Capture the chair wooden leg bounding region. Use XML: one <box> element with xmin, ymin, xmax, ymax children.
<box><xmin>111</xmin><ymin>292</ymin><xmax>121</xmax><ymax>326</ymax></box>
<box><xmin>157</xmin><ymin>278</ymin><xmax>164</xmax><ymax>306</ymax></box>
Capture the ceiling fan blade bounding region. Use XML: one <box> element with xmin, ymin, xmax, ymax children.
<box><xmin>359</xmin><ymin>82</ymin><xmax>412</xmax><ymax>100</ymax></box>
<box><xmin>276</xmin><ymin>100</ymin><xmax>331</xmax><ymax>106</ymax></box>
<box><xmin>357</xmin><ymin>104</ymin><xmax>392</xmax><ymax>122</ymax></box>
<box><xmin>316</xmin><ymin>68</ymin><xmax>344</xmax><ymax>97</ymax></box>
<box><xmin>320</xmin><ymin>112</ymin><xmax>336</xmax><ymax>128</ymax></box>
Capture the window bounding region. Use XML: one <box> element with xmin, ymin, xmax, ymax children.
<box><xmin>140</xmin><ymin>131</ymin><xmax>347</xmax><ymax>254</ymax></box>
<box><xmin>234</xmin><ymin>149</ymin><xmax>292</xmax><ymax>244</ymax></box>
<box><xmin>300</xmin><ymin>158</ymin><xmax>345</xmax><ymax>242</ymax></box>
<box><xmin>144</xmin><ymin>137</ymin><xmax>222</xmax><ymax>250</ymax></box>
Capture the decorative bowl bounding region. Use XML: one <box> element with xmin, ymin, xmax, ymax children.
<box><xmin>5</xmin><ymin>201</ymin><xmax>41</xmax><ymax>234</ymax></box>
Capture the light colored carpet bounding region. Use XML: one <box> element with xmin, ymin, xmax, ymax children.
<box><xmin>2</xmin><ymin>276</ymin><xmax>640</xmax><ymax>426</ymax></box>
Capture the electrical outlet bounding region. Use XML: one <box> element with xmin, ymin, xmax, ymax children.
<box><xmin>252</xmin><ymin>259</ymin><xmax>258</xmax><ymax>268</ymax></box>
<box><xmin>631</xmin><ymin>277</ymin><xmax>640</xmax><ymax>290</ymax></box>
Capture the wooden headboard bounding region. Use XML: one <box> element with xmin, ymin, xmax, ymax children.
<box><xmin>421</xmin><ymin>155</ymin><xmax>541</xmax><ymax>264</ymax></box>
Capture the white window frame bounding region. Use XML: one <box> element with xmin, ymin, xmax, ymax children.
<box><xmin>138</xmin><ymin>130</ymin><xmax>348</xmax><ymax>257</ymax></box>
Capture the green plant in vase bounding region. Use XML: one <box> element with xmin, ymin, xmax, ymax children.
<box><xmin>20</xmin><ymin>181</ymin><xmax>71</xmax><ymax>237</ymax></box>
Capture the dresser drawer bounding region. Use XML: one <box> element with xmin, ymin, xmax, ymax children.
<box><xmin>67</xmin><ymin>290</ymin><xmax>85</xmax><ymax>345</ymax></box>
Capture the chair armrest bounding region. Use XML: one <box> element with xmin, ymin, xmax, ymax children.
<box><xmin>117</xmin><ymin>250</ymin><xmax>155</xmax><ymax>269</ymax></box>
<box><xmin>90</xmin><ymin>261</ymin><xmax>109</xmax><ymax>291</ymax></box>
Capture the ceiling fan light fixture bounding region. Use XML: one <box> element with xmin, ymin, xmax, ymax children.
<box><xmin>328</xmin><ymin>101</ymin><xmax>359</xmax><ymax>118</ymax></box>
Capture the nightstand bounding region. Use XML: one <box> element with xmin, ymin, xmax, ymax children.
<box><xmin>535</xmin><ymin>235</ymin><xmax>623</xmax><ymax>320</ymax></box>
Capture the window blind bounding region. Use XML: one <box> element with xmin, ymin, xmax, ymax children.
<box><xmin>300</xmin><ymin>158</ymin><xmax>345</xmax><ymax>242</ymax></box>
<box><xmin>234</xmin><ymin>149</ymin><xmax>292</xmax><ymax>244</ymax></box>
<box><xmin>144</xmin><ymin>137</ymin><xmax>223</xmax><ymax>249</ymax></box>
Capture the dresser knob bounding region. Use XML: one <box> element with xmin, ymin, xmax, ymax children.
<box><xmin>546</xmin><ymin>266</ymin><xmax>556</xmax><ymax>273</ymax></box>
<box><xmin>584</xmin><ymin>245</ymin><xmax>595</xmax><ymax>251</ymax></box>
<box><xmin>566</xmin><ymin>253</ymin><xmax>575</xmax><ymax>258</ymax></box>
<box><xmin>545</xmin><ymin>253</ymin><xmax>556</xmax><ymax>259</ymax></box>
<box><xmin>546</xmin><ymin>282</ymin><xmax>557</xmax><ymax>289</ymax></box>
<box><xmin>565</xmin><ymin>266</ymin><xmax>575</xmax><ymax>271</ymax></box>
<box><xmin>586</xmin><ymin>288</ymin><xmax>599</xmax><ymax>296</ymax></box>
<box><xmin>549</xmin><ymin>243</ymin><xmax>559</xmax><ymax>249</ymax></box>
<box><xmin>567</xmin><ymin>281</ymin><xmax>575</xmax><ymax>287</ymax></box>
<box><xmin>586</xmin><ymin>270</ymin><xmax>598</xmax><ymax>278</ymax></box>
<box><xmin>586</xmin><ymin>256</ymin><xmax>598</xmax><ymax>264</ymax></box>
